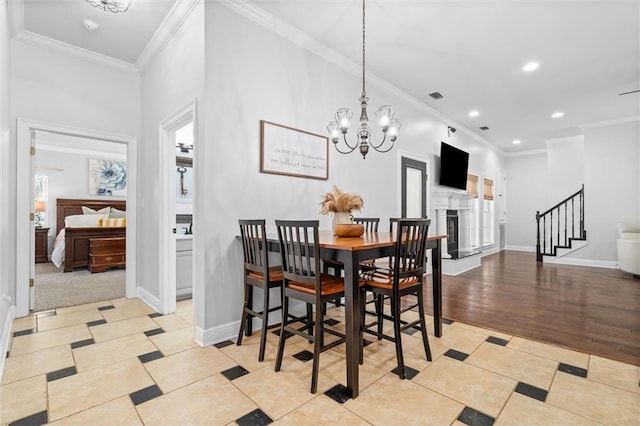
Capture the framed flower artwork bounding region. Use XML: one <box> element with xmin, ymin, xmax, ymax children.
<box><xmin>88</xmin><ymin>159</ymin><xmax>127</xmax><ymax>196</ymax></box>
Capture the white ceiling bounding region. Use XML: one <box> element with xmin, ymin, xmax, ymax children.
<box><xmin>16</xmin><ymin>0</ymin><xmax>640</xmax><ymax>153</ymax></box>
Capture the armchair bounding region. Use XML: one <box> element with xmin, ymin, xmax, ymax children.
<box><xmin>617</xmin><ymin>221</ymin><xmax>640</xmax><ymax>278</ymax></box>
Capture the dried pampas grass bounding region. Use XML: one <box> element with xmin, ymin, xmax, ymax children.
<box><xmin>320</xmin><ymin>185</ymin><xmax>364</xmax><ymax>214</ymax></box>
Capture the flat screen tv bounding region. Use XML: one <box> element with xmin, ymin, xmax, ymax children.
<box><xmin>439</xmin><ymin>142</ymin><xmax>469</xmax><ymax>190</ymax></box>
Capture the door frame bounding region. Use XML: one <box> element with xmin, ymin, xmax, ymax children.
<box><xmin>158</xmin><ymin>99</ymin><xmax>197</xmax><ymax>315</ymax></box>
<box><xmin>398</xmin><ymin>152</ymin><xmax>430</xmax><ymax>219</ymax></box>
<box><xmin>16</xmin><ymin>118</ymin><xmax>138</xmax><ymax>317</ymax></box>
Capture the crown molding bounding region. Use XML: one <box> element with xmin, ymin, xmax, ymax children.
<box><xmin>219</xmin><ymin>0</ymin><xmax>506</xmax><ymax>157</ymax></box>
<box><xmin>545</xmin><ymin>135</ymin><xmax>584</xmax><ymax>146</ymax></box>
<box><xmin>136</xmin><ymin>0</ymin><xmax>200</xmax><ymax>74</ymax></box>
<box><xmin>14</xmin><ymin>30</ymin><xmax>137</xmax><ymax>73</ymax></box>
<box><xmin>7</xmin><ymin>0</ymin><xmax>24</xmax><ymax>36</ymax></box>
<box><xmin>503</xmin><ymin>148</ymin><xmax>547</xmax><ymax>158</ymax></box>
<box><xmin>579</xmin><ymin>115</ymin><xmax>640</xmax><ymax>130</ymax></box>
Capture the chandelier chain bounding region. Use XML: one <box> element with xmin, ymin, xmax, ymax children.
<box><xmin>361</xmin><ymin>0</ymin><xmax>366</xmax><ymax>98</ymax></box>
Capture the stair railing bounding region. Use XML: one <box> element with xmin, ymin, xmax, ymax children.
<box><xmin>536</xmin><ymin>185</ymin><xmax>585</xmax><ymax>262</ymax></box>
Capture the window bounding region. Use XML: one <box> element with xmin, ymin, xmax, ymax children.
<box><xmin>34</xmin><ymin>175</ymin><xmax>48</xmax><ymax>227</ymax></box>
<box><xmin>483</xmin><ymin>178</ymin><xmax>495</xmax><ymax>245</ymax></box>
<box><xmin>466</xmin><ymin>174</ymin><xmax>481</xmax><ymax>248</ymax></box>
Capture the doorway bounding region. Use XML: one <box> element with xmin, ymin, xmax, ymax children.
<box><xmin>32</xmin><ymin>133</ymin><xmax>128</xmax><ymax>311</ymax></box>
<box><xmin>158</xmin><ymin>100</ymin><xmax>197</xmax><ymax>315</ymax></box>
<box><xmin>400</xmin><ymin>155</ymin><xmax>429</xmax><ymax>218</ymax></box>
<box><xmin>15</xmin><ymin>119</ymin><xmax>137</xmax><ymax>318</ymax></box>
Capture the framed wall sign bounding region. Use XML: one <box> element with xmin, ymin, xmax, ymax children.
<box><xmin>260</xmin><ymin>120</ymin><xmax>329</xmax><ymax>180</ymax></box>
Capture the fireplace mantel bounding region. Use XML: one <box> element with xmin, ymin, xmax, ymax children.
<box><xmin>432</xmin><ymin>190</ymin><xmax>475</xmax><ymax>258</ymax></box>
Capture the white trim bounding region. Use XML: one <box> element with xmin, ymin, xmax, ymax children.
<box><xmin>16</xmin><ymin>118</ymin><xmax>137</xmax><ymax>317</ymax></box>
<box><xmin>36</xmin><ymin>143</ymin><xmax>126</xmax><ymax>161</ymax></box>
<box><xmin>6</xmin><ymin>0</ymin><xmax>23</xmax><ymax>36</ymax></box>
<box><xmin>545</xmin><ymin>135</ymin><xmax>584</xmax><ymax>146</ymax></box>
<box><xmin>503</xmin><ymin>148</ymin><xmax>548</xmax><ymax>158</ymax></box>
<box><xmin>158</xmin><ymin>99</ymin><xmax>198</xmax><ymax>315</ymax></box>
<box><xmin>0</xmin><ymin>306</ymin><xmax>15</xmax><ymax>383</ymax></box>
<box><xmin>136</xmin><ymin>0</ymin><xmax>200</xmax><ymax>73</ymax></box>
<box><xmin>505</xmin><ymin>245</ymin><xmax>536</xmax><ymax>252</ymax></box>
<box><xmin>137</xmin><ymin>286</ymin><xmax>161</xmax><ymax>313</ymax></box>
<box><xmin>196</xmin><ymin>303</ymin><xmax>306</xmax><ymax>347</ymax></box>
<box><xmin>13</xmin><ymin>31</ymin><xmax>137</xmax><ymax>73</ymax></box>
<box><xmin>542</xmin><ymin>257</ymin><xmax>617</xmax><ymax>269</ymax></box>
<box><xmin>580</xmin><ymin>115</ymin><xmax>640</xmax><ymax>130</ymax></box>
<box><xmin>219</xmin><ymin>0</ymin><xmax>505</xmax><ymax>157</ymax></box>
<box><xmin>397</xmin><ymin>150</ymin><xmax>431</xmax><ymax>220</ymax></box>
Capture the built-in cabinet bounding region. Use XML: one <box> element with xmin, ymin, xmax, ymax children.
<box><xmin>176</xmin><ymin>236</ymin><xmax>193</xmax><ymax>299</ymax></box>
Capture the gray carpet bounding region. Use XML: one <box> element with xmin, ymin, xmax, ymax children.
<box><xmin>34</xmin><ymin>262</ymin><xmax>126</xmax><ymax>311</ymax></box>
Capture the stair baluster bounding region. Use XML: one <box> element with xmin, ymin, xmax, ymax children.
<box><xmin>536</xmin><ymin>185</ymin><xmax>585</xmax><ymax>262</ymax></box>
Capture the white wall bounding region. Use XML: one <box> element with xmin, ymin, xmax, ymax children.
<box><xmin>139</xmin><ymin>1</ymin><xmax>204</xmax><ymax>300</ymax></box>
<box><xmin>0</xmin><ymin>0</ymin><xmax>14</xmax><ymax>372</ymax></box>
<box><xmin>571</xmin><ymin>120</ymin><xmax>639</xmax><ymax>262</ymax></box>
<box><xmin>546</xmin><ymin>137</ymin><xmax>584</xmax><ymax>204</ymax></box>
<box><xmin>505</xmin><ymin>152</ymin><xmax>547</xmax><ymax>250</ymax></box>
<box><xmin>10</xmin><ymin>41</ymin><xmax>140</xmax><ymax>137</ymax></box>
<box><xmin>506</xmin><ymin>119</ymin><xmax>639</xmax><ymax>262</ymax></box>
<box><xmin>201</xmin><ymin>3</ymin><xmax>505</xmax><ymax>335</ymax></box>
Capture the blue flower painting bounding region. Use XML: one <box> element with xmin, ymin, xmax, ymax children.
<box><xmin>89</xmin><ymin>159</ymin><xmax>127</xmax><ymax>196</ymax></box>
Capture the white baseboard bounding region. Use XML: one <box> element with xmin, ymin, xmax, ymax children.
<box><xmin>505</xmin><ymin>245</ymin><xmax>536</xmax><ymax>252</ymax></box>
<box><xmin>0</xmin><ymin>306</ymin><xmax>16</xmax><ymax>384</ymax></box>
<box><xmin>137</xmin><ymin>287</ymin><xmax>160</xmax><ymax>312</ymax></box>
<box><xmin>543</xmin><ymin>257</ymin><xmax>617</xmax><ymax>269</ymax></box>
<box><xmin>443</xmin><ymin>255</ymin><xmax>482</xmax><ymax>276</ymax></box>
<box><xmin>197</xmin><ymin>302</ymin><xmax>309</xmax><ymax>347</ymax></box>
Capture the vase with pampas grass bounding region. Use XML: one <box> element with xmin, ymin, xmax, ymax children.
<box><xmin>320</xmin><ymin>185</ymin><xmax>364</xmax><ymax>234</ymax></box>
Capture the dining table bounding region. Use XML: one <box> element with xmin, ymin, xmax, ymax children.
<box><xmin>262</xmin><ymin>230</ymin><xmax>446</xmax><ymax>399</ymax></box>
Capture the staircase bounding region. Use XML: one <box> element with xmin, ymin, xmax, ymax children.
<box><xmin>536</xmin><ymin>185</ymin><xmax>587</xmax><ymax>262</ymax></box>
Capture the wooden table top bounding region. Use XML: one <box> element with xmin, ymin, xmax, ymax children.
<box><xmin>316</xmin><ymin>231</ymin><xmax>447</xmax><ymax>251</ymax></box>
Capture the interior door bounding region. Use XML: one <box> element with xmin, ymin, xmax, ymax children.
<box><xmin>401</xmin><ymin>156</ymin><xmax>427</xmax><ymax>218</ymax></box>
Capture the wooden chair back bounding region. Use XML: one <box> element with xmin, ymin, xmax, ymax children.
<box><xmin>238</xmin><ymin>219</ymin><xmax>270</xmax><ymax>277</ymax></box>
<box><xmin>392</xmin><ymin>219</ymin><xmax>431</xmax><ymax>281</ymax></box>
<box><xmin>275</xmin><ymin>219</ymin><xmax>321</xmax><ymax>298</ymax></box>
<box><xmin>353</xmin><ymin>217</ymin><xmax>380</xmax><ymax>232</ymax></box>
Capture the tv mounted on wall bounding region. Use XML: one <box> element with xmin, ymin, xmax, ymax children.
<box><xmin>438</xmin><ymin>142</ymin><xmax>469</xmax><ymax>190</ymax></box>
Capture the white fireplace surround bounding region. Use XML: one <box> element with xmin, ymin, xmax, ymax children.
<box><xmin>432</xmin><ymin>190</ymin><xmax>475</xmax><ymax>258</ymax></box>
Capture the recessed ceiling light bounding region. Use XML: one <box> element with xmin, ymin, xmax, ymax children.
<box><xmin>551</xmin><ymin>112</ymin><xmax>564</xmax><ymax>118</ymax></box>
<box><xmin>512</xmin><ymin>139</ymin><xmax>522</xmax><ymax>145</ymax></box>
<box><xmin>468</xmin><ymin>110</ymin><xmax>479</xmax><ymax>117</ymax></box>
<box><xmin>522</xmin><ymin>61</ymin><xmax>539</xmax><ymax>72</ymax></box>
<box><xmin>82</xmin><ymin>18</ymin><xmax>99</xmax><ymax>31</ymax></box>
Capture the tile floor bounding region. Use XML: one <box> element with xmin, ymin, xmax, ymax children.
<box><xmin>2</xmin><ymin>298</ymin><xmax>639</xmax><ymax>426</ymax></box>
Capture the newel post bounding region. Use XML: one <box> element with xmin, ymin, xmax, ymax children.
<box><xmin>536</xmin><ymin>210</ymin><xmax>542</xmax><ymax>262</ymax></box>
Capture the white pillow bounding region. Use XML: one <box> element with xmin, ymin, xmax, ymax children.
<box><xmin>82</xmin><ymin>206</ymin><xmax>111</xmax><ymax>215</ymax></box>
<box><xmin>65</xmin><ymin>214</ymin><xmax>108</xmax><ymax>228</ymax></box>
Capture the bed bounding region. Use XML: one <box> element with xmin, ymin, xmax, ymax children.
<box><xmin>53</xmin><ymin>198</ymin><xmax>126</xmax><ymax>272</ymax></box>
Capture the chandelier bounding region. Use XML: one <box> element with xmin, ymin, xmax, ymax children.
<box><xmin>327</xmin><ymin>0</ymin><xmax>400</xmax><ymax>159</ymax></box>
<box><xmin>85</xmin><ymin>0</ymin><xmax>132</xmax><ymax>13</ymax></box>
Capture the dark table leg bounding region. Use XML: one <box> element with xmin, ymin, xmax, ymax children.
<box><xmin>431</xmin><ymin>240</ymin><xmax>442</xmax><ymax>337</ymax></box>
<box><xmin>342</xmin><ymin>253</ymin><xmax>360</xmax><ymax>399</ymax></box>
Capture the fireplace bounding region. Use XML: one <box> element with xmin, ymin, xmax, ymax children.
<box><xmin>446</xmin><ymin>210</ymin><xmax>459</xmax><ymax>256</ymax></box>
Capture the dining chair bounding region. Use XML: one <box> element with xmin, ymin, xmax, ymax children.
<box><xmin>361</xmin><ymin>218</ymin><xmax>432</xmax><ymax>379</ymax></box>
<box><xmin>322</xmin><ymin>217</ymin><xmax>381</xmax><ymax>277</ymax></box>
<box><xmin>353</xmin><ymin>217</ymin><xmax>380</xmax><ymax>233</ymax></box>
<box><xmin>322</xmin><ymin>217</ymin><xmax>381</xmax><ymax>309</ymax></box>
<box><xmin>274</xmin><ymin>219</ymin><xmax>358</xmax><ymax>393</ymax></box>
<box><xmin>237</xmin><ymin>219</ymin><xmax>286</xmax><ymax>362</ymax></box>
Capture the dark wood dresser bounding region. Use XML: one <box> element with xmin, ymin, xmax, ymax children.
<box><xmin>35</xmin><ymin>227</ymin><xmax>50</xmax><ymax>263</ymax></box>
<box><xmin>89</xmin><ymin>237</ymin><xmax>126</xmax><ymax>273</ymax></box>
